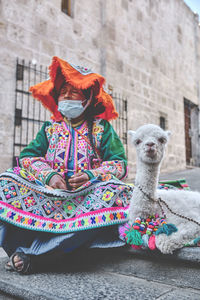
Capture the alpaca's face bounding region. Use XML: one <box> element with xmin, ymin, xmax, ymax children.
<box><xmin>129</xmin><ymin>124</ymin><xmax>170</xmax><ymax>164</ymax></box>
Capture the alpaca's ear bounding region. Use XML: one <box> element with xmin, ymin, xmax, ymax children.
<box><xmin>128</xmin><ymin>130</ymin><xmax>136</xmax><ymax>143</ymax></box>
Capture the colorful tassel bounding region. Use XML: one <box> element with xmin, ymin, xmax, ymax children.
<box><xmin>122</xmin><ymin>215</ymin><xmax>178</xmax><ymax>251</ymax></box>
<box><xmin>142</xmin><ymin>234</ymin><xmax>149</xmax><ymax>248</ymax></box>
<box><xmin>193</xmin><ymin>237</ymin><xmax>200</xmax><ymax>246</ymax></box>
<box><xmin>155</xmin><ymin>223</ymin><xmax>177</xmax><ymax>236</ymax></box>
<box><xmin>131</xmin><ymin>245</ymin><xmax>142</xmax><ymax>250</ymax></box>
<box><xmin>126</xmin><ymin>228</ymin><xmax>143</xmax><ymax>246</ymax></box>
<box><xmin>119</xmin><ymin>223</ymin><xmax>130</xmax><ymax>240</ymax></box>
<box><xmin>148</xmin><ymin>235</ymin><xmax>156</xmax><ymax>250</ymax></box>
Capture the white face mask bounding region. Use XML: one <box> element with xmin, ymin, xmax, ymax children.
<box><xmin>58</xmin><ymin>99</ymin><xmax>88</xmax><ymax>119</ymax></box>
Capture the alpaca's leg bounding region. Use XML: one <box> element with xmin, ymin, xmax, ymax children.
<box><xmin>128</xmin><ymin>207</ymin><xmax>138</xmax><ymax>224</ymax></box>
<box><xmin>155</xmin><ymin>223</ymin><xmax>198</xmax><ymax>254</ymax></box>
<box><xmin>155</xmin><ymin>233</ymin><xmax>184</xmax><ymax>254</ymax></box>
<box><xmin>128</xmin><ymin>196</ymin><xmax>141</xmax><ymax>224</ymax></box>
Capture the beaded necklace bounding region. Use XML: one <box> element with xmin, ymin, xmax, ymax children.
<box><xmin>137</xmin><ymin>185</ymin><xmax>200</xmax><ymax>227</ymax></box>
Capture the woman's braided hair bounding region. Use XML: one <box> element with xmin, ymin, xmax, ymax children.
<box><xmin>82</xmin><ymin>88</ymin><xmax>105</xmax><ymax>166</ymax></box>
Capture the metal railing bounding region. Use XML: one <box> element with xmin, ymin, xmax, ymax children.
<box><xmin>110</xmin><ymin>92</ymin><xmax>128</xmax><ymax>157</ymax></box>
<box><xmin>13</xmin><ymin>59</ymin><xmax>50</xmax><ymax>166</ymax></box>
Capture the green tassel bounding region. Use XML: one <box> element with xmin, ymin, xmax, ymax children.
<box><xmin>155</xmin><ymin>223</ymin><xmax>178</xmax><ymax>236</ymax></box>
<box><xmin>125</xmin><ymin>229</ymin><xmax>143</xmax><ymax>246</ymax></box>
<box><xmin>193</xmin><ymin>237</ymin><xmax>200</xmax><ymax>245</ymax></box>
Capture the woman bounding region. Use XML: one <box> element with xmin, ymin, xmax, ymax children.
<box><xmin>0</xmin><ymin>56</ymin><xmax>132</xmax><ymax>274</ymax></box>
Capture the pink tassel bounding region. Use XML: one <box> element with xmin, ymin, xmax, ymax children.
<box><xmin>148</xmin><ymin>235</ymin><xmax>156</xmax><ymax>250</ymax></box>
<box><xmin>119</xmin><ymin>223</ymin><xmax>130</xmax><ymax>239</ymax></box>
<box><xmin>131</xmin><ymin>245</ymin><xmax>142</xmax><ymax>250</ymax></box>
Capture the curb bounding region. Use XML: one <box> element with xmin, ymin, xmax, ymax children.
<box><xmin>127</xmin><ymin>246</ymin><xmax>200</xmax><ymax>264</ymax></box>
<box><xmin>0</xmin><ymin>275</ymin><xmax>66</xmax><ymax>300</ymax></box>
<box><xmin>0</xmin><ymin>247</ymin><xmax>199</xmax><ymax>300</ymax></box>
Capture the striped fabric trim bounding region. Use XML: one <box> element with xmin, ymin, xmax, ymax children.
<box><xmin>0</xmin><ymin>201</ymin><xmax>129</xmax><ymax>234</ymax></box>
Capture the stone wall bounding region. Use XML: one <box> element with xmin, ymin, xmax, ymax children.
<box><xmin>0</xmin><ymin>0</ymin><xmax>102</xmax><ymax>173</ymax></box>
<box><xmin>0</xmin><ymin>0</ymin><xmax>199</xmax><ymax>179</ymax></box>
<box><xmin>104</xmin><ymin>0</ymin><xmax>200</xmax><ymax>176</ymax></box>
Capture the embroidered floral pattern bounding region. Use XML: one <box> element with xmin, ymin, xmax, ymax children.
<box><xmin>27</xmin><ymin>174</ymin><xmax>36</xmax><ymax>181</ymax></box>
<box><xmin>32</xmin><ymin>208</ymin><xmax>43</xmax><ymax>216</ymax></box>
<box><xmin>43</xmin><ymin>201</ymin><xmax>55</xmax><ymax>215</ymax></box>
<box><xmin>54</xmin><ymin>200</ymin><xmax>62</xmax><ymax>207</ymax></box>
<box><xmin>20</xmin><ymin>187</ymin><xmax>28</xmax><ymax>195</ymax></box>
<box><xmin>75</xmin><ymin>196</ymin><xmax>84</xmax><ymax>204</ymax></box>
<box><xmin>11</xmin><ymin>200</ymin><xmax>21</xmax><ymax>208</ymax></box>
<box><xmin>54</xmin><ymin>213</ymin><xmax>63</xmax><ymax>220</ymax></box>
<box><xmin>92</xmin><ymin>201</ymin><xmax>102</xmax><ymax>210</ymax></box>
<box><xmin>101</xmin><ymin>174</ymin><xmax>112</xmax><ymax>181</ymax></box>
<box><xmin>57</xmin><ymin>139</ymin><xmax>66</xmax><ymax>148</ymax></box>
<box><xmin>24</xmin><ymin>196</ymin><xmax>36</xmax><ymax>207</ymax></box>
<box><xmin>0</xmin><ymin>180</ymin><xmax>8</xmax><ymax>187</ymax></box>
<box><xmin>79</xmin><ymin>140</ymin><xmax>86</xmax><ymax>148</ymax></box>
<box><xmin>102</xmin><ymin>191</ymin><xmax>114</xmax><ymax>202</ymax></box>
<box><xmin>84</xmin><ymin>197</ymin><xmax>94</xmax><ymax>209</ymax></box>
<box><xmin>116</xmin><ymin>198</ymin><xmax>123</xmax><ymax>206</ymax></box>
<box><xmin>63</xmin><ymin>202</ymin><xmax>76</xmax><ymax>214</ymax></box>
<box><xmin>39</xmin><ymin>195</ymin><xmax>45</xmax><ymax>201</ymax></box>
<box><xmin>76</xmin><ymin>209</ymin><xmax>83</xmax><ymax>216</ymax></box>
<box><xmin>21</xmin><ymin>158</ymin><xmax>31</xmax><ymax>168</ymax></box>
<box><xmin>3</xmin><ymin>186</ymin><xmax>17</xmax><ymax>200</ymax></box>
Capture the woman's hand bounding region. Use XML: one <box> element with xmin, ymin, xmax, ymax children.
<box><xmin>68</xmin><ymin>173</ymin><xmax>89</xmax><ymax>190</ymax></box>
<box><xmin>48</xmin><ymin>174</ymin><xmax>67</xmax><ymax>189</ymax></box>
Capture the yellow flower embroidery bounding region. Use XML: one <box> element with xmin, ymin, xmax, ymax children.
<box><xmin>20</xmin><ymin>187</ymin><xmax>28</xmax><ymax>195</ymax></box>
<box><xmin>102</xmin><ymin>191</ymin><xmax>114</xmax><ymax>202</ymax></box>
<box><xmin>11</xmin><ymin>200</ymin><xmax>21</xmax><ymax>209</ymax></box>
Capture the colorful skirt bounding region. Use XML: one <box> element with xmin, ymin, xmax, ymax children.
<box><xmin>0</xmin><ymin>167</ymin><xmax>133</xmax><ymax>234</ymax></box>
<box><xmin>0</xmin><ymin>167</ymin><xmax>133</xmax><ymax>256</ymax></box>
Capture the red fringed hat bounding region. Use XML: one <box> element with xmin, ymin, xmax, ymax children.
<box><xmin>30</xmin><ymin>56</ymin><xmax>118</xmax><ymax>121</ymax></box>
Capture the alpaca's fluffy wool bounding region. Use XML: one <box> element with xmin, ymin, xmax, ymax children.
<box><xmin>129</xmin><ymin>124</ymin><xmax>200</xmax><ymax>254</ymax></box>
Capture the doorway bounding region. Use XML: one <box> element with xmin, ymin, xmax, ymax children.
<box><xmin>184</xmin><ymin>98</ymin><xmax>199</xmax><ymax>165</ymax></box>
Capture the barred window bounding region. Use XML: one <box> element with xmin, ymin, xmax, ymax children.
<box><xmin>160</xmin><ymin>116</ymin><xmax>166</xmax><ymax>130</ymax></box>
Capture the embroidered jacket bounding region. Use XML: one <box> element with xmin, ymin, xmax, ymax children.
<box><xmin>19</xmin><ymin>119</ymin><xmax>127</xmax><ymax>185</ymax></box>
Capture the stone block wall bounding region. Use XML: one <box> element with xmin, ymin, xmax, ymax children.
<box><xmin>0</xmin><ymin>0</ymin><xmax>102</xmax><ymax>173</ymax></box>
<box><xmin>0</xmin><ymin>0</ymin><xmax>199</xmax><ymax>179</ymax></box>
<box><xmin>104</xmin><ymin>0</ymin><xmax>200</xmax><ymax>176</ymax></box>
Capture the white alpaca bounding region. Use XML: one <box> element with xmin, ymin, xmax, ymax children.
<box><xmin>129</xmin><ymin>124</ymin><xmax>200</xmax><ymax>254</ymax></box>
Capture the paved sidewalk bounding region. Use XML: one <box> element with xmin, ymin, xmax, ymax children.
<box><xmin>159</xmin><ymin>166</ymin><xmax>200</xmax><ymax>192</ymax></box>
<box><xmin>0</xmin><ymin>248</ymin><xmax>200</xmax><ymax>300</ymax></box>
<box><xmin>0</xmin><ymin>167</ymin><xmax>200</xmax><ymax>300</ymax></box>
